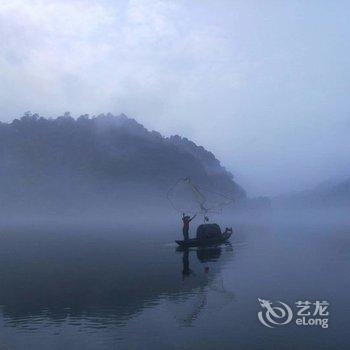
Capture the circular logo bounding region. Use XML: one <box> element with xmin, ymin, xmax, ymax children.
<box><xmin>258</xmin><ymin>298</ymin><xmax>293</xmax><ymax>328</ymax></box>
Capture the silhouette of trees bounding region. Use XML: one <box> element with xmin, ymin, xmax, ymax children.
<box><xmin>0</xmin><ymin>113</ymin><xmax>245</xmax><ymax>215</ymax></box>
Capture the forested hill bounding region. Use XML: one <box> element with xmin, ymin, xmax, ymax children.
<box><xmin>0</xmin><ymin>113</ymin><xmax>245</xmax><ymax>217</ymax></box>
<box><xmin>275</xmin><ymin>178</ymin><xmax>350</xmax><ymax>209</ymax></box>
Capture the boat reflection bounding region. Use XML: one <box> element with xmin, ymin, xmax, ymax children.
<box><xmin>180</xmin><ymin>246</ymin><xmax>223</xmax><ymax>277</ymax></box>
<box><xmin>174</xmin><ymin>245</ymin><xmax>235</xmax><ymax>326</ymax></box>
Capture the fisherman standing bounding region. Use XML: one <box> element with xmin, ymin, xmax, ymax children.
<box><xmin>182</xmin><ymin>213</ymin><xmax>196</xmax><ymax>240</ymax></box>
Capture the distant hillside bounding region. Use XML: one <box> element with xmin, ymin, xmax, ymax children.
<box><xmin>275</xmin><ymin>178</ymin><xmax>350</xmax><ymax>208</ymax></box>
<box><xmin>0</xmin><ymin>112</ymin><xmax>245</xmax><ymax>217</ymax></box>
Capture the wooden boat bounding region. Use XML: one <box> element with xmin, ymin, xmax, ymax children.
<box><xmin>175</xmin><ymin>231</ymin><xmax>232</xmax><ymax>248</ymax></box>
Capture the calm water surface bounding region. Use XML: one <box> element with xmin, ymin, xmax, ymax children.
<box><xmin>0</xmin><ymin>219</ymin><xmax>348</xmax><ymax>349</ymax></box>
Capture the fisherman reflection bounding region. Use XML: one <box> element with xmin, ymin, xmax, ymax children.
<box><xmin>182</xmin><ymin>248</ymin><xmax>191</xmax><ymax>278</ymax></box>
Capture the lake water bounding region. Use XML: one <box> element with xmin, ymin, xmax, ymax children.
<box><xmin>0</xmin><ymin>218</ymin><xmax>348</xmax><ymax>349</ymax></box>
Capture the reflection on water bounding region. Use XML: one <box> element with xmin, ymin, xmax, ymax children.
<box><xmin>180</xmin><ymin>245</ymin><xmax>228</xmax><ymax>275</ymax></box>
<box><xmin>0</xmin><ymin>221</ymin><xmax>348</xmax><ymax>350</ymax></box>
<box><xmin>177</xmin><ymin>246</ymin><xmax>235</xmax><ymax>327</ymax></box>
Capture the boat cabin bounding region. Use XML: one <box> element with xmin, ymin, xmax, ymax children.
<box><xmin>196</xmin><ymin>224</ymin><xmax>222</xmax><ymax>240</ymax></box>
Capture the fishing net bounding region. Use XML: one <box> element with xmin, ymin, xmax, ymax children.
<box><xmin>167</xmin><ymin>178</ymin><xmax>233</xmax><ymax>216</ymax></box>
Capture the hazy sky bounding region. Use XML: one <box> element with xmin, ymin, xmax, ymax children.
<box><xmin>1</xmin><ymin>0</ymin><xmax>349</xmax><ymax>196</ymax></box>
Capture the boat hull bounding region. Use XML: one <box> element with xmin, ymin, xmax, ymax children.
<box><xmin>175</xmin><ymin>232</ymin><xmax>232</xmax><ymax>248</ymax></box>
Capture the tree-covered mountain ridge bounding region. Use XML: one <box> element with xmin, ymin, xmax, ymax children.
<box><xmin>275</xmin><ymin>177</ymin><xmax>350</xmax><ymax>208</ymax></box>
<box><xmin>0</xmin><ymin>112</ymin><xmax>245</xmax><ymax>216</ymax></box>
